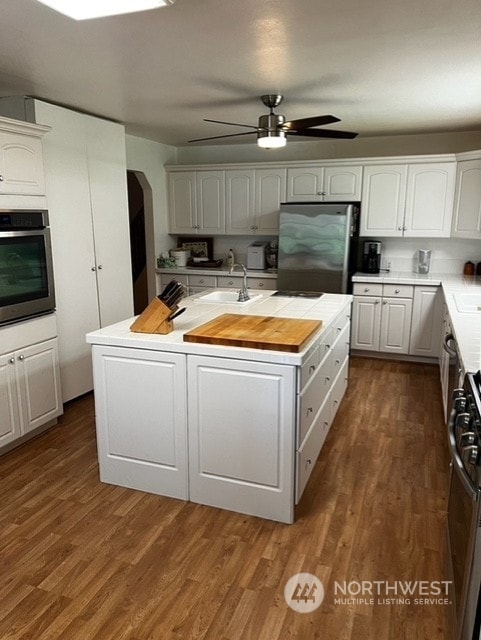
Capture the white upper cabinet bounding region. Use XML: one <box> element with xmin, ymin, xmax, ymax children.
<box><xmin>286</xmin><ymin>165</ymin><xmax>362</xmax><ymax>202</ymax></box>
<box><xmin>452</xmin><ymin>158</ymin><xmax>481</xmax><ymax>239</ymax></box>
<box><xmin>225</xmin><ymin>167</ymin><xmax>285</xmax><ymax>234</ymax></box>
<box><xmin>168</xmin><ymin>170</ymin><xmax>225</xmax><ymax>234</ymax></box>
<box><xmin>360</xmin><ymin>162</ymin><xmax>455</xmax><ymax>237</ymax></box>
<box><xmin>0</xmin><ymin>118</ymin><xmax>49</xmax><ymax>195</ymax></box>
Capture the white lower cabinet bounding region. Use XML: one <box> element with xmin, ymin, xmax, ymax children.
<box><xmin>92</xmin><ymin>346</ymin><xmax>188</xmax><ymax>499</ymax></box>
<box><xmin>0</xmin><ymin>338</ymin><xmax>62</xmax><ymax>448</ymax></box>
<box><xmin>90</xmin><ymin>305</ymin><xmax>351</xmax><ymax>522</ymax></box>
<box><xmin>409</xmin><ymin>286</ymin><xmax>443</xmax><ymax>358</ymax></box>
<box><xmin>187</xmin><ymin>355</ymin><xmax>296</xmax><ymax>523</ymax></box>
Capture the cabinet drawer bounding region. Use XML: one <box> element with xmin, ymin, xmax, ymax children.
<box><xmin>298</xmin><ymin>355</ymin><xmax>332</xmax><ymax>447</ymax></box>
<box><xmin>188</xmin><ymin>274</ymin><xmax>216</xmax><ymax>288</ymax></box>
<box><xmin>296</xmin><ymin>397</ymin><xmax>330</xmax><ymax>503</ymax></box>
<box><xmin>300</xmin><ymin>345</ymin><xmax>320</xmax><ymax>390</ymax></box>
<box><xmin>383</xmin><ymin>284</ymin><xmax>413</xmax><ymax>298</ymax></box>
<box><xmin>160</xmin><ymin>273</ymin><xmax>188</xmax><ymax>286</ymax></box>
<box><xmin>217</xmin><ymin>275</ymin><xmax>242</xmax><ymax>288</ymax></box>
<box><xmin>331</xmin><ymin>358</ymin><xmax>349</xmax><ymax>422</ymax></box>
<box><xmin>353</xmin><ymin>283</ymin><xmax>383</xmax><ymax>296</ymax></box>
<box><xmin>247</xmin><ymin>277</ymin><xmax>276</xmax><ymax>290</ymax></box>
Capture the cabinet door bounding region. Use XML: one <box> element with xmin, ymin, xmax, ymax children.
<box><xmin>16</xmin><ymin>339</ymin><xmax>62</xmax><ymax>434</ymax></box>
<box><xmin>0</xmin><ymin>132</ymin><xmax>45</xmax><ymax>195</ymax></box>
<box><xmin>323</xmin><ymin>166</ymin><xmax>362</xmax><ymax>201</ymax></box>
<box><xmin>286</xmin><ymin>167</ymin><xmax>324</xmax><ymax>201</ymax></box>
<box><xmin>360</xmin><ymin>165</ymin><xmax>407</xmax><ymax>236</ymax></box>
<box><xmin>196</xmin><ymin>170</ymin><xmax>225</xmax><ymax>234</ymax></box>
<box><xmin>0</xmin><ymin>352</ymin><xmax>21</xmax><ymax>447</ymax></box>
<box><xmin>409</xmin><ymin>286</ymin><xmax>443</xmax><ymax>358</ymax></box>
<box><xmin>86</xmin><ymin>117</ymin><xmax>134</xmax><ymax>328</ymax></box>
<box><xmin>255</xmin><ymin>168</ymin><xmax>286</xmax><ymax>234</ymax></box>
<box><xmin>35</xmin><ymin>101</ymin><xmax>101</xmax><ymax>402</ymax></box>
<box><xmin>404</xmin><ymin>163</ymin><xmax>455</xmax><ymax>237</ymax></box>
<box><xmin>168</xmin><ymin>171</ymin><xmax>197</xmax><ymax>233</ymax></box>
<box><xmin>379</xmin><ymin>298</ymin><xmax>413</xmax><ymax>354</ymax></box>
<box><xmin>225</xmin><ymin>169</ymin><xmax>255</xmax><ymax>234</ymax></box>
<box><xmin>452</xmin><ymin>159</ymin><xmax>481</xmax><ymax>239</ymax></box>
<box><xmin>187</xmin><ymin>355</ymin><xmax>296</xmax><ymax>523</ymax></box>
<box><xmin>92</xmin><ymin>346</ymin><xmax>188</xmax><ymax>500</ymax></box>
<box><xmin>351</xmin><ymin>296</ymin><xmax>382</xmax><ymax>351</ymax></box>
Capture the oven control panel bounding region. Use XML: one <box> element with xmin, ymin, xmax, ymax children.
<box><xmin>0</xmin><ymin>210</ymin><xmax>49</xmax><ymax>230</ymax></box>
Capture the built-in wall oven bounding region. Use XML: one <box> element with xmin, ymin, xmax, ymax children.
<box><xmin>447</xmin><ymin>371</ymin><xmax>481</xmax><ymax>640</ymax></box>
<box><xmin>0</xmin><ymin>209</ymin><xmax>55</xmax><ymax>325</ymax></box>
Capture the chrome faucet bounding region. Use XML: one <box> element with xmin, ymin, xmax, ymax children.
<box><xmin>230</xmin><ymin>263</ymin><xmax>250</xmax><ymax>302</ymax></box>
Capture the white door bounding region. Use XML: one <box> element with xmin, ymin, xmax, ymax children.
<box><xmin>286</xmin><ymin>167</ymin><xmax>324</xmax><ymax>201</ymax></box>
<box><xmin>360</xmin><ymin>165</ymin><xmax>407</xmax><ymax>236</ymax></box>
<box><xmin>404</xmin><ymin>163</ymin><xmax>456</xmax><ymax>237</ymax></box>
<box><xmin>168</xmin><ymin>171</ymin><xmax>197</xmax><ymax>233</ymax></box>
<box><xmin>196</xmin><ymin>170</ymin><xmax>225</xmax><ymax>234</ymax></box>
<box><xmin>0</xmin><ymin>131</ymin><xmax>45</xmax><ymax>195</ymax></box>
<box><xmin>0</xmin><ymin>352</ymin><xmax>21</xmax><ymax>447</ymax></box>
<box><xmin>86</xmin><ymin>116</ymin><xmax>134</xmax><ymax>328</ymax></box>
<box><xmin>92</xmin><ymin>346</ymin><xmax>188</xmax><ymax>500</ymax></box>
<box><xmin>187</xmin><ymin>355</ymin><xmax>296</xmax><ymax>523</ymax></box>
<box><xmin>16</xmin><ymin>339</ymin><xmax>62</xmax><ymax>434</ymax></box>
<box><xmin>225</xmin><ymin>169</ymin><xmax>255</xmax><ymax>234</ymax></box>
<box><xmin>379</xmin><ymin>298</ymin><xmax>413</xmax><ymax>354</ymax></box>
<box><xmin>409</xmin><ymin>287</ymin><xmax>443</xmax><ymax>358</ymax></box>
<box><xmin>351</xmin><ymin>296</ymin><xmax>382</xmax><ymax>351</ymax></box>
<box><xmin>452</xmin><ymin>159</ymin><xmax>481</xmax><ymax>239</ymax></box>
<box><xmin>323</xmin><ymin>166</ymin><xmax>362</xmax><ymax>201</ymax></box>
<box><xmin>255</xmin><ymin>168</ymin><xmax>286</xmax><ymax>234</ymax></box>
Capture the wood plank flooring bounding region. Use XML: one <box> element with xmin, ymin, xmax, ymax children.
<box><xmin>0</xmin><ymin>357</ymin><xmax>452</xmax><ymax>639</ymax></box>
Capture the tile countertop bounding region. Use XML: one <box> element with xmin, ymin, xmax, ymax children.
<box><xmin>353</xmin><ymin>271</ymin><xmax>481</xmax><ymax>373</ymax></box>
<box><xmin>86</xmin><ymin>290</ymin><xmax>352</xmax><ymax>366</ymax></box>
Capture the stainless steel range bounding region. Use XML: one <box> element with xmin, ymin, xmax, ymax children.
<box><xmin>447</xmin><ymin>371</ymin><xmax>481</xmax><ymax>640</ymax></box>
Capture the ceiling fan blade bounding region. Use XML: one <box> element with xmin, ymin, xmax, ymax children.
<box><xmin>282</xmin><ymin>115</ymin><xmax>341</xmax><ymax>130</ymax></box>
<box><xmin>287</xmin><ymin>128</ymin><xmax>358</xmax><ymax>139</ymax></box>
<box><xmin>188</xmin><ymin>131</ymin><xmax>256</xmax><ymax>143</ymax></box>
<box><xmin>203</xmin><ymin>118</ymin><xmax>258</xmax><ymax>130</ymax></box>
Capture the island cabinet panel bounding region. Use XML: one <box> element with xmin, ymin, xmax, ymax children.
<box><xmin>92</xmin><ymin>346</ymin><xmax>188</xmax><ymax>500</ymax></box>
<box><xmin>187</xmin><ymin>355</ymin><xmax>296</xmax><ymax>524</ymax></box>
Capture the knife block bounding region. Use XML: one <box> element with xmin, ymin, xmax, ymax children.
<box><xmin>130</xmin><ymin>298</ymin><xmax>175</xmax><ymax>334</ymax></box>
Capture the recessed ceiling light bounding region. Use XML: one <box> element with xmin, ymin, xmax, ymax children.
<box><xmin>36</xmin><ymin>0</ymin><xmax>176</xmax><ymax>20</ymax></box>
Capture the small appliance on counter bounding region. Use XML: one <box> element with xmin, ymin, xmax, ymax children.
<box><xmin>417</xmin><ymin>249</ymin><xmax>431</xmax><ymax>274</ymax></box>
<box><xmin>361</xmin><ymin>241</ymin><xmax>382</xmax><ymax>274</ymax></box>
<box><xmin>247</xmin><ymin>242</ymin><xmax>267</xmax><ymax>270</ymax></box>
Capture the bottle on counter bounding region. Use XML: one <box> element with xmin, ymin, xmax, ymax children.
<box><xmin>227</xmin><ymin>248</ymin><xmax>235</xmax><ymax>269</ymax></box>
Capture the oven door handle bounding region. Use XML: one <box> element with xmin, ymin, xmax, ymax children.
<box><xmin>448</xmin><ymin>416</ymin><xmax>479</xmax><ymax>500</ymax></box>
<box><xmin>443</xmin><ymin>332</ymin><xmax>458</xmax><ymax>358</ymax></box>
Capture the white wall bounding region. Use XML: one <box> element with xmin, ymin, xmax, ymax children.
<box><xmin>175</xmin><ymin>130</ymin><xmax>481</xmax><ymax>165</ymax></box>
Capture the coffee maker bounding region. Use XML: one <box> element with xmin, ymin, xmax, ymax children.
<box><xmin>362</xmin><ymin>241</ymin><xmax>382</xmax><ymax>274</ymax></box>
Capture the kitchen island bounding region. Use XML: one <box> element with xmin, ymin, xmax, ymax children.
<box><xmin>86</xmin><ymin>290</ymin><xmax>351</xmax><ymax>523</ymax></box>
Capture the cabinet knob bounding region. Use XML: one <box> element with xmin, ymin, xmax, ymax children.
<box><xmin>97</xmin><ymin>265</ymin><xmax>103</xmax><ymax>270</ymax></box>
<box><xmin>375</xmin><ymin>299</ymin><xmax>380</xmax><ymax>304</ymax></box>
<box><xmin>309</xmin><ymin>365</ymin><xmax>316</xmax><ymax>374</ymax></box>
<box><xmin>18</xmin><ymin>355</ymin><xmax>24</xmax><ymax>361</ymax></box>
<box><xmin>364</xmin><ymin>287</ymin><xmax>370</xmax><ymax>292</ymax></box>
<box><xmin>398</xmin><ymin>226</ymin><xmax>403</xmax><ymax>231</ymax></box>
<box><xmin>8</xmin><ymin>357</ymin><xmax>15</xmax><ymax>364</ymax></box>
<box><xmin>317</xmin><ymin>191</ymin><xmax>326</xmax><ymax>196</ymax></box>
<box><xmin>307</xmin><ymin>407</ymin><xmax>313</xmax><ymax>415</ymax></box>
<box><xmin>383</xmin><ymin>300</ymin><xmax>388</xmax><ymax>305</ymax></box>
<box><xmin>258</xmin><ymin>282</ymin><xmax>264</xmax><ymax>287</ymax></box>
<box><xmin>0</xmin><ymin>175</ymin><xmax>4</xmax><ymax>182</ymax></box>
<box><xmin>228</xmin><ymin>280</ymin><xmax>234</xmax><ymax>285</ymax></box>
<box><xmin>91</xmin><ymin>266</ymin><xmax>96</xmax><ymax>271</ymax></box>
<box><xmin>395</xmin><ymin>288</ymin><xmax>400</xmax><ymax>293</ymax></box>
<box><xmin>199</xmin><ymin>279</ymin><xmax>204</xmax><ymax>284</ymax></box>
<box><xmin>335</xmin><ymin>359</ymin><xmax>340</xmax><ymax>365</ymax></box>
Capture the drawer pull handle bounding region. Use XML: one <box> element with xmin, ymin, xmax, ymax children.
<box><xmin>395</xmin><ymin>288</ymin><xmax>400</xmax><ymax>294</ymax></box>
<box><xmin>364</xmin><ymin>287</ymin><xmax>369</xmax><ymax>292</ymax></box>
<box><xmin>325</xmin><ymin>376</ymin><xmax>330</xmax><ymax>382</ymax></box>
<box><xmin>333</xmin><ymin>400</ymin><xmax>339</xmax><ymax>405</ymax></box>
<box><xmin>309</xmin><ymin>365</ymin><xmax>316</xmax><ymax>374</ymax></box>
<box><xmin>335</xmin><ymin>359</ymin><xmax>340</xmax><ymax>365</ymax></box>
<box><xmin>200</xmin><ymin>279</ymin><xmax>205</xmax><ymax>284</ymax></box>
<box><xmin>337</xmin><ymin>327</ymin><xmax>342</xmax><ymax>333</ymax></box>
<box><xmin>258</xmin><ymin>283</ymin><xmax>264</xmax><ymax>287</ymax></box>
<box><xmin>307</xmin><ymin>407</ymin><xmax>313</xmax><ymax>415</ymax></box>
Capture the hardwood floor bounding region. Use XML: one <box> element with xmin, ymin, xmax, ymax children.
<box><xmin>0</xmin><ymin>357</ymin><xmax>452</xmax><ymax>639</ymax></box>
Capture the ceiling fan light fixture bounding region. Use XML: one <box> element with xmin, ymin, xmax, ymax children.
<box><xmin>257</xmin><ymin>132</ymin><xmax>287</xmax><ymax>149</ymax></box>
<box><xmin>36</xmin><ymin>0</ymin><xmax>176</xmax><ymax>20</ymax></box>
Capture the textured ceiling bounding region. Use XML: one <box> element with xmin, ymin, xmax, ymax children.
<box><xmin>1</xmin><ymin>0</ymin><xmax>481</xmax><ymax>146</ymax></box>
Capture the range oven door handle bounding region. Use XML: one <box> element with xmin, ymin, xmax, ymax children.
<box><xmin>443</xmin><ymin>332</ymin><xmax>458</xmax><ymax>358</ymax></box>
<box><xmin>448</xmin><ymin>413</ymin><xmax>479</xmax><ymax>500</ymax></box>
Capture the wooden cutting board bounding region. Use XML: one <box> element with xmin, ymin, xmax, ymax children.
<box><xmin>183</xmin><ymin>314</ymin><xmax>322</xmax><ymax>353</ymax></box>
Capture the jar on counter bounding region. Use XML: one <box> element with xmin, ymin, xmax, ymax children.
<box><xmin>464</xmin><ymin>261</ymin><xmax>475</xmax><ymax>276</ymax></box>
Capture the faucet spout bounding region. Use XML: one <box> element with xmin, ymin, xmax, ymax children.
<box><xmin>229</xmin><ymin>263</ymin><xmax>250</xmax><ymax>302</ymax></box>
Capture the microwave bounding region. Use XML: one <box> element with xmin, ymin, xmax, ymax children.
<box><xmin>0</xmin><ymin>209</ymin><xmax>56</xmax><ymax>325</ymax></box>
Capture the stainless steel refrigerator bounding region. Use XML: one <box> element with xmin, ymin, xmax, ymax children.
<box><xmin>276</xmin><ymin>202</ymin><xmax>360</xmax><ymax>294</ymax></box>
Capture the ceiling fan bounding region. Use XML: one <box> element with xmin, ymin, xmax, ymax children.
<box><xmin>188</xmin><ymin>94</ymin><xmax>358</xmax><ymax>148</ymax></box>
